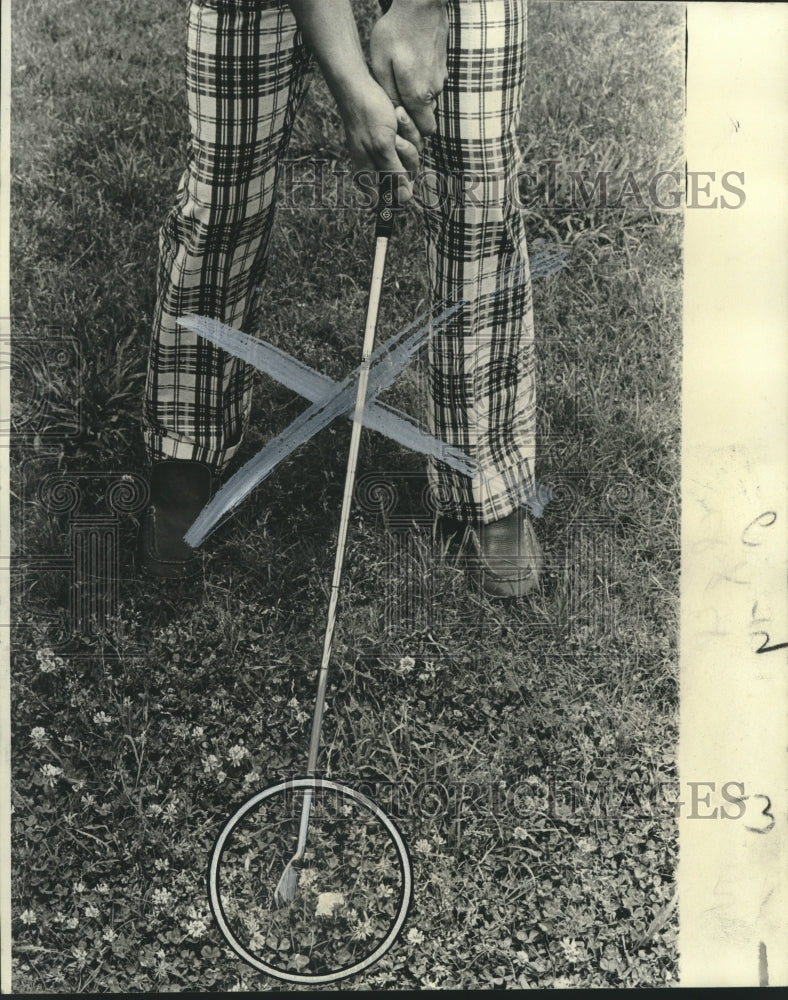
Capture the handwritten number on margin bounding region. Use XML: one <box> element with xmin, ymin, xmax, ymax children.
<box><xmin>742</xmin><ymin>794</ymin><xmax>776</xmax><ymax>834</ymax></box>
<box><xmin>753</xmin><ymin>631</ymin><xmax>788</xmax><ymax>655</ymax></box>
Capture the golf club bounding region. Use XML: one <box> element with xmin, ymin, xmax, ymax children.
<box><xmin>273</xmin><ymin>176</ymin><xmax>397</xmax><ymax>908</ymax></box>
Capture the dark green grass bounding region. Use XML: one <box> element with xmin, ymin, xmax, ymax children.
<box><xmin>10</xmin><ymin>0</ymin><xmax>683</xmax><ymax>991</ymax></box>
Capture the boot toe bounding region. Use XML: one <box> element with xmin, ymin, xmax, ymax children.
<box><xmin>476</xmin><ymin>509</ymin><xmax>544</xmax><ymax>599</ymax></box>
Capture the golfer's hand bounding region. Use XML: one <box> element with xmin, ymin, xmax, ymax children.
<box><xmin>337</xmin><ymin>78</ymin><xmax>423</xmax><ymax>204</ymax></box>
<box><xmin>370</xmin><ymin>0</ymin><xmax>449</xmax><ymax>137</ymax></box>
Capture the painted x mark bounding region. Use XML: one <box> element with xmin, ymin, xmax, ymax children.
<box><xmin>180</xmin><ymin>241</ymin><xmax>567</xmax><ymax>548</ymax></box>
<box><xmin>179</xmin><ymin>299</ymin><xmax>468</xmax><ymax>547</ymax></box>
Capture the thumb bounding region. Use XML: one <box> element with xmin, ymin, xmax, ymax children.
<box><xmin>398</xmin><ymin>83</ymin><xmax>439</xmax><ymax>137</ymax></box>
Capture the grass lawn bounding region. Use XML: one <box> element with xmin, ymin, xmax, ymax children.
<box><xmin>9</xmin><ymin>0</ymin><xmax>683</xmax><ymax>990</ymax></box>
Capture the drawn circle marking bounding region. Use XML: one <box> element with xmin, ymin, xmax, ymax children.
<box><xmin>208</xmin><ymin>777</ymin><xmax>412</xmax><ymax>985</ymax></box>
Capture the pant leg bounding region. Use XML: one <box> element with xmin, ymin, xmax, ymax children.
<box><xmin>421</xmin><ymin>0</ymin><xmax>535</xmax><ymax>525</ymax></box>
<box><xmin>142</xmin><ymin>0</ymin><xmax>312</xmax><ymax>471</ymax></box>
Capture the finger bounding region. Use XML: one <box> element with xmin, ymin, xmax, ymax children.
<box><xmin>394</xmin><ymin>134</ymin><xmax>421</xmax><ymax>177</ymax></box>
<box><xmin>394</xmin><ymin>105</ymin><xmax>424</xmax><ymax>156</ymax></box>
<box><xmin>393</xmin><ymin>172</ymin><xmax>414</xmax><ymax>206</ymax></box>
<box><xmin>370</xmin><ymin>56</ymin><xmax>402</xmax><ymax>109</ymax></box>
<box><xmin>361</xmin><ymin>120</ymin><xmax>415</xmax><ymax>204</ymax></box>
<box><xmin>384</xmin><ymin>162</ymin><xmax>414</xmax><ymax>206</ymax></box>
<box><xmin>377</xmin><ymin>169</ymin><xmax>412</xmax><ymax>206</ymax></box>
<box><xmin>411</xmin><ymin>102</ymin><xmax>439</xmax><ymax>138</ymax></box>
<box><xmin>399</xmin><ymin>89</ymin><xmax>439</xmax><ymax>137</ymax></box>
<box><xmin>376</xmin><ymin>150</ymin><xmax>414</xmax><ymax>206</ymax></box>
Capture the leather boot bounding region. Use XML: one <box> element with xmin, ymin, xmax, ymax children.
<box><xmin>476</xmin><ymin>508</ymin><xmax>544</xmax><ymax>598</ymax></box>
<box><xmin>138</xmin><ymin>460</ymin><xmax>213</xmax><ymax>580</ymax></box>
<box><xmin>436</xmin><ymin>507</ymin><xmax>544</xmax><ymax>599</ymax></box>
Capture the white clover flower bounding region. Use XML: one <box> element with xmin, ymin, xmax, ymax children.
<box><xmin>85</xmin><ymin>904</ymin><xmax>99</xmax><ymax>919</ymax></box>
<box><xmin>73</xmin><ymin>881</ymin><xmax>86</xmax><ymax>894</ymax></box>
<box><xmin>65</xmin><ymin>916</ymin><xmax>79</xmax><ymax>930</ymax></box>
<box><xmin>377</xmin><ymin>883</ymin><xmax>394</xmax><ymax>899</ymax></box>
<box><xmin>315</xmin><ymin>892</ymin><xmax>345</xmax><ymax>917</ymax></box>
<box><xmin>186</xmin><ymin>917</ymin><xmax>208</xmax><ymax>938</ymax></box>
<box><xmin>299</xmin><ymin>869</ymin><xmax>318</xmax><ymax>890</ymax></box>
<box><xmin>41</xmin><ymin>764</ymin><xmax>63</xmax><ymax>787</ymax></box>
<box><xmin>102</xmin><ymin>927</ymin><xmax>117</xmax><ymax>943</ymax></box>
<box><xmin>147</xmin><ymin>803</ymin><xmax>163</xmax><ymax>817</ymax></box>
<box><xmin>406</xmin><ymin>927</ymin><xmax>424</xmax><ymax>945</ymax></box>
<box><xmin>243</xmin><ymin>770</ymin><xmax>261</xmax><ymax>787</ymax></box>
<box><xmin>36</xmin><ymin>648</ymin><xmax>63</xmax><ymax>673</ymax></box>
<box><xmin>560</xmin><ymin>937</ymin><xmax>583</xmax><ymax>963</ymax></box>
<box><xmin>19</xmin><ymin>909</ymin><xmax>36</xmax><ymax>925</ymax></box>
<box><xmin>192</xmin><ymin>725</ymin><xmax>204</xmax><ymax>738</ymax></box>
<box><xmin>72</xmin><ymin>947</ymin><xmax>88</xmax><ymax>967</ymax></box>
<box><xmin>350</xmin><ymin>915</ymin><xmax>375</xmax><ymax>941</ymax></box>
<box><xmin>513</xmin><ymin>826</ymin><xmax>529</xmax><ymax>841</ymax></box>
<box><xmin>414</xmin><ymin>838</ymin><xmax>432</xmax><ymax>855</ymax></box>
<box><xmin>398</xmin><ymin>655</ymin><xmax>416</xmax><ymax>673</ymax></box>
<box><xmin>30</xmin><ymin>727</ymin><xmax>47</xmax><ymax>748</ymax></box>
<box><xmin>93</xmin><ymin>711</ymin><xmax>113</xmax><ymax>726</ymax></box>
<box><xmin>287</xmin><ymin>696</ymin><xmax>300</xmax><ymax>709</ymax></box>
<box><xmin>151</xmin><ymin>888</ymin><xmax>172</xmax><ymax>907</ymax></box>
<box><xmin>228</xmin><ymin>744</ymin><xmax>248</xmax><ymax>766</ymax></box>
<box><xmin>215</xmin><ymin>771</ymin><xmax>227</xmax><ymax>785</ymax></box>
<box><xmin>249</xmin><ymin>931</ymin><xmax>267</xmax><ymax>951</ymax></box>
<box><xmin>96</xmin><ymin>882</ymin><xmax>110</xmax><ymax>895</ymax></box>
<box><xmin>154</xmin><ymin>858</ymin><xmax>169</xmax><ymax>871</ymax></box>
<box><xmin>203</xmin><ymin>754</ymin><xmax>220</xmax><ymax>774</ymax></box>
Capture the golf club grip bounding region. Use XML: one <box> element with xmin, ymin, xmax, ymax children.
<box><xmin>375</xmin><ymin>175</ymin><xmax>396</xmax><ymax>240</ymax></box>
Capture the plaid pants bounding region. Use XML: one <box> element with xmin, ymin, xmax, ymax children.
<box><xmin>143</xmin><ymin>0</ymin><xmax>535</xmax><ymax>524</ymax></box>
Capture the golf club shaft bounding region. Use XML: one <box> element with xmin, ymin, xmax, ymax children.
<box><xmin>291</xmin><ymin>183</ymin><xmax>395</xmax><ymax>861</ymax></box>
<box><xmin>306</xmin><ymin>233</ymin><xmax>389</xmax><ymax>775</ymax></box>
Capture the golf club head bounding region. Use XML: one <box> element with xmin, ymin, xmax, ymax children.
<box><xmin>273</xmin><ymin>861</ymin><xmax>298</xmax><ymax>909</ymax></box>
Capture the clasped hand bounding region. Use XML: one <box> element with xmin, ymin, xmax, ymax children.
<box><xmin>342</xmin><ymin>0</ymin><xmax>449</xmax><ymax>204</ymax></box>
